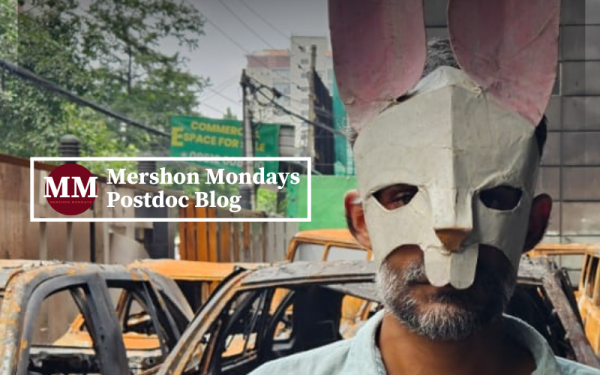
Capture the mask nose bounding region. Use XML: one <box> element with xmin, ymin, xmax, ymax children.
<box><xmin>430</xmin><ymin>188</ymin><xmax>473</xmax><ymax>252</ymax></box>
<box><xmin>434</xmin><ymin>229</ymin><xmax>471</xmax><ymax>252</ymax></box>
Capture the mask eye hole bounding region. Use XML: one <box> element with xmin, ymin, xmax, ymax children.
<box><xmin>479</xmin><ymin>186</ymin><xmax>522</xmax><ymax>211</ymax></box>
<box><xmin>374</xmin><ymin>184</ymin><xmax>418</xmax><ymax>210</ymax></box>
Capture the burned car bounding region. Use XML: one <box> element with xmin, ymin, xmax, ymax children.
<box><xmin>0</xmin><ymin>260</ymin><xmax>192</xmax><ymax>375</ymax></box>
<box><xmin>285</xmin><ymin>229</ymin><xmax>371</xmax><ymax>262</ymax></box>
<box><xmin>129</xmin><ymin>259</ymin><xmax>264</xmax><ymax>312</ymax></box>
<box><xmin>46</xmin><ymin>259</ymin><xmax>264</xmax><ymax>374</ymax></box>
<box><xmin>156</xmin><ymin>258</ymin><xmax>599</xmax><ymax>375</ymax></box>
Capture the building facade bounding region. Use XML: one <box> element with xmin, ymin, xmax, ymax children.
<box><xmin>246</xmin><ymin>36</ymin><xmax>334</xmax><ymax>152</ymax></box>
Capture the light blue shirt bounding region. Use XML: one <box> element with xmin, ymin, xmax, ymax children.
<box><xmin>250</xmin><ymin>311</ymin><xmax>600</xmax><ymax>375</ymax></box>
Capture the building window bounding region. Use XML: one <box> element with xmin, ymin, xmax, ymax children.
<box><xmin>300</xmin><ymin>58</ymin><xmax>309</xmax><ymax>65</ymax></box>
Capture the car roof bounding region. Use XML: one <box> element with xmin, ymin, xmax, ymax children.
<box><xmin>241</xmin><ymin>257</ymin><xmax>550</xmax><ymax>287</ymax></box>
<box><xmin>530</xmin><ymin>243</ymin><xmax>599</xmax><ymax>257</ymax></box>
<box><xmin>0</xmin><ymin>260</ymin><xmax>142</xmax><ymax>290</ymax></box>
<box><xmin>242</xmin><ymin>260</ymin><xmax>376</xmax><ymax>286</ymax></box>
<box><xmin>0</xmin><ymin>260</ymin><xmax>59</xmax><ymax>289</ymax></box>
<box><xmin>129</xmin><ymin>259</ymin><xmax>266</xmax><ymax>281</ymax></box>
<box><xmin>517</xmin><ymin>257</ymin><xmax>556</xmax><ymax>280</ymax></box>
<box><xmin>292</xmin><ymin>229</ymin><xmax>364</xmax><ymax>247</ymax></box>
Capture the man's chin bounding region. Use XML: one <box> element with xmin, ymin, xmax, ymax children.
<box><xmin>410</xmin><ymin>294</ymin><xmax>479</xmax><ymax>318</ymax></box>
<box><xmin>377</xmin><ymin>256</ymin><xmax>513</xmax><ymax>341</ymax></box>
<box><xmin>416</xmin><ymin>299</ymin><xmax>477</xmax><ymax>319</ymax></box>
<box><xmin>384</xmin><ymin>285</ymin><xmax>504</xmax><ymax>341</ymax></box>
<box><xmin>387</xmin><ymin>300</ymin><xmax>486</xmax><ymax>341</ymax></box>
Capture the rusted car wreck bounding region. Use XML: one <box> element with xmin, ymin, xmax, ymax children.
<box><xmin>0</xmin><ymin>257</ymin><xmax>596</xmax><ymax>374</ymax></box>
<box><xmin>0</xmin><ymin>260</ymin><xmax>193</xmax><ymax>375</ymax></box>
<box><xmin>157</xmin><ymin>258</ymin><xmax>599</xmax><ymax>375</ymax></box>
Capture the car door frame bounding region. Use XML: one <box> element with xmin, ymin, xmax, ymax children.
<box><xmin>17</xmin><ymin>272</ymin><xmax>129</xmax><ymax>375</ymax></box>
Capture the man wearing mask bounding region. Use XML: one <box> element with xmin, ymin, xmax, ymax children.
<box><xmin>251</xmin><ymin>0</ymin><xmax>600</xmax><ymax>374</ymax></box>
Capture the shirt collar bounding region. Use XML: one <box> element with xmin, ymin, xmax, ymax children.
<box><xmin>343</xmin><ymin>310</ymin><xmax>562</xmax><ymax>375</ymax></box>
<box><xmin>504</xmin><ymin>314</ymin><xmax>562</xmax><ymax>374</ymax></box>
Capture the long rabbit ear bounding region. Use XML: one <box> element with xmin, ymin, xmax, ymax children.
<box><xmin>329</xmin><ymin>0</ymin><xmax>426</xmax><ymax>132</ymax></box>
<box><xmin>448</xmin><ymin>0</ymin><xmax>560</xmax><ymax>126</ymax></box>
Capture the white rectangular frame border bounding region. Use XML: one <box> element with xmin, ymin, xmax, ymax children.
<box><xmin>30</xmin><ymin>157</ymin><xmax>312</xmax><ymax>223</ymax></box>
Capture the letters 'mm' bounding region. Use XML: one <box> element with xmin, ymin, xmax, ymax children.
<box><xmin>44</xmin><ymin>177</ymin><xmax>99</xmax><ymax>198</ymax></box>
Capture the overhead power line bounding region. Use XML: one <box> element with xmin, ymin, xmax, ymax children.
<box><xmin>314</xmin><ymin>106</ymin><xmax>334</xmax><ymax>120</ymax></box>
<box><xmin>200</xmin><ymin>101</ymin><xmax>229</xmax><ymax>116</ymax></box>
<box><xmin>241</xmin><ymin>73</ymin><xmax>343</xmax><ymax>137</ymax></box>
<box><xmin>205</xmin><ymin>86</ymin><xmax>241</xmax><ymax>106</ymax></box>
<box><xmin>201</xmin><ymin>4</ymin><xmax>333</xmax><ymax>120</ymax></box>
<box><xmin>201</xmin><ymin>11</ymin><xmax>337</xmax><ymax>127</ymax></box>
<box><xmin>236</xmin><ymin>0</ymin><xmax>315</xmax><ymax>65</ymax></box>
<box><xmin>199</xmin><ymin>75</ymin><xmax>238</xmax><ymax>100</ymax></box>
<box><xmin>250</xmin><ymin>73</ymin><xmax>335</xmax><ymax>120</ymax></box>
<box><xmin>0</xmin><ymin>58</ymin><xmax>170</xmax><ymax>138</ymax></box>
<box><xmin>199</xmin><ymin>11</ymin><xmax>301</xmax><ymax>92</ymax></box>
<box><xmin>236</xmin><ymin>0</ymin><xmax>289</xmax><ymax>41</ymax></box>
<box><xmin>201</xmin><ymin>13</ymin><xmax>253</xmax><ymax>54</ymax></box>
<box><xmin>263</xmin><ymin>92</ymin><xmax>347</xmax><ymax>139</ymax></box>
<box><xmin>217</xmin><ymin>0</ymin><xmax>276</xmax><ymax>49</ymax></box>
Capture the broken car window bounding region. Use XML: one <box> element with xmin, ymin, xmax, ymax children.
<box><xmin>28</xmin><ymin>286</ymin><xmax>103</xmax><ymax>375</ymax></box>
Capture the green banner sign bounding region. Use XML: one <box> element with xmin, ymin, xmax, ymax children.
<box><xmin>170</xmin><ymin>116</ymin><xmax>280</xmax><ymax>174</ymax></box>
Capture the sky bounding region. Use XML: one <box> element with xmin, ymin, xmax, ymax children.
<box><xmin>166</xmin><ymin>0</ymin><xmax>330</xmax><ymax>119</ymax></box>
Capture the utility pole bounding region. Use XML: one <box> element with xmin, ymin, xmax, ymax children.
<box><xmin>307</xmin><ymin>45</ymin><xmax>317</xmax><ymax>160</ymax></box>
<box><xmin>59</xmin><ymin>134</ymin><xmax>81</xmax><ymax>262</ymax></box>
<box><xmin>248</xmin><ymin>109</ymin><xmax>257</xmax><ymax>208</ymax></box>
<box><xmin>240</xmin><ymin>69</ymin><xmax>254</xmax><ymax>210</ymax></box>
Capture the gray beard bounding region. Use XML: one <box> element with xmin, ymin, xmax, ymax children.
<box><xmin>376</xmin><ymin>260</ymin><xmax>514</xmax><ymax>341</ymax></box>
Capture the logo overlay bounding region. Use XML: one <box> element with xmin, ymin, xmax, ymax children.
<box><xmin>31</xmin><ymin>157</ymin><xmax>311</xmax><ymax>222</ymax></box>
<box><xmin>44</xmin><ymin>164</ymin><xmax>98</xmax><ymax>216</ymax></box>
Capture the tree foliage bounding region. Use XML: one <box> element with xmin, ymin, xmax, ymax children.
<box><xmin>0</xmin><ymin>0</ymin><xmax>18</xmax><ymax>106</ymax></box>
<box><xmin>64</xmin><ymin>104</ymin><xmax>140</xmax><ymax>174</ymax></box>
<box><xmin>0</xmin><ymin>0</ymin><xmax>208</xmax><ymax>158</ymax></box>
<box><xmin>256</xmin><ymin>188</ymin><xmax>276</xmax><ymax>214</ymax></box>
<box><xmin>0</xmin><ymin>0</ymin><xmax>17</xmax><ymax>60</ymax></box>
